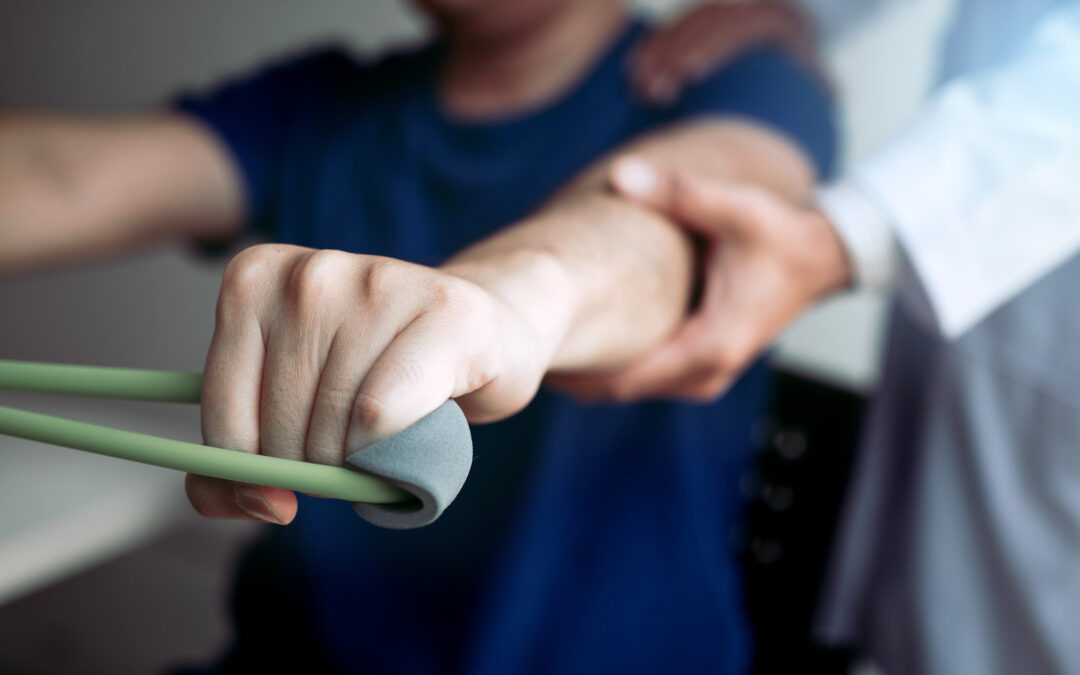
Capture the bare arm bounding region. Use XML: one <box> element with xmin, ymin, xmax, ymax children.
<box><xmin>442</xmin><ymin>118</ymin><xmax>815</xmax><ymax>371</ymax></box>
<box><xmin>189</xmin><ymin>118</ymin><xmax>816</xmax><ymax>523</ymax></box>
<box><xmin>0</xmin><ymin>111</ymin><xmax>244</xmax><ymax>274</ymax></box>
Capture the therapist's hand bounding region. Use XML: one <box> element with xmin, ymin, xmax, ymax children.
<box><xmin>630</xmin><ymin>0</ymin><xmax>821</xmax><ymax>105</ymax></box>
<box><xmin>547</xmin><ymin>158</ymin><xmax>850</xmax><ymax>402</ymax></box>
<box><xmin>186</xmin><ymin>244</ymin><xmax>552</xmax><ymax>524</ymax></box>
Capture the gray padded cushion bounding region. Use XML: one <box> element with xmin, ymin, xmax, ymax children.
<box><xmin>344</xmin><ymin>400</ymin><xmax>472</xmax><ymax>529</ymax></box>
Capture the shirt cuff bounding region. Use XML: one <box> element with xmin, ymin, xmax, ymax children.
<box><xmin>816</xmin><ymin>180</ymin><xmax>900</xmax><ymax>292</ymax></box>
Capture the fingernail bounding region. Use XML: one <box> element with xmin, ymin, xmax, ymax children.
<box><xmin>234</xmin><ymin>485</ymin><xmax>283</xmax><ymax>524</ymax></box>
<box><xmin>614</xmin><ymin>158</ymin><xmax>658</xmax><ymax>198</ymax></box>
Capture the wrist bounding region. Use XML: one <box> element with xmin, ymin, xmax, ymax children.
<box><xmin>802</xmin><ymin>206</ymin><xmax>853</xmax><ymax>299</ymax></box>
<box><xmin>440</xmin><ymin>248</ymin><xmax>577</xmax><ymax>369</ymax></box>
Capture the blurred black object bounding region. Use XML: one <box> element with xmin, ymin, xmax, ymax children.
<box><xmin>743</xmin><ymin>368</ymin><xmax>866</xmax><ymax>674</ymax></box>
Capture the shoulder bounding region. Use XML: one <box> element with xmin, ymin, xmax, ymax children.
<box><xmin>668</xmin><ymin>47</ymin><xmax>838</xmax><ymax>176</ymax></box>
<box><xmin>678</xmin><ymin>47</ymin><xmax>830</xmax><ymax>110</ymax></box>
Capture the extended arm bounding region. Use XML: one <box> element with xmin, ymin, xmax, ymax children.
<box><xmin>443</xmin><ymin>118</ymin><xmax>814</xmax><ymax>372</ymax></box>
<box><xmin>0</xmin><ymin>111</ymin><xmax>244</xmax><ymax>273</ymax></box>
<box><xmin>191</xmin><ymin>118</ymin><xmax>816</xmax><ymax>524</ymax></box>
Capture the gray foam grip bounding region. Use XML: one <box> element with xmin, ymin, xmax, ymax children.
<box><xmin>344</xmin><ymin>400</ymin><xmax>472</xmax><ymax>529</ymax></box>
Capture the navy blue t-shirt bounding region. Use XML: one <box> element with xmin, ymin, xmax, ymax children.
<box><xmin>178</xmin><ymin>21</ymin><xmax>834</xmax><ymax>675</ymax></box>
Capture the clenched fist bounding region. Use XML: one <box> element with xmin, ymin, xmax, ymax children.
<box><xmin>188</xmin><ymin>244</ymin><xmax>556</xmax><ymax>524</ymax></box>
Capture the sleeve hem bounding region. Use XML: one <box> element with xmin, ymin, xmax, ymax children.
<box><xmin>817</xmin><ymin>180</ymin><xmax>900</xmax><ymax>292</ymax></box>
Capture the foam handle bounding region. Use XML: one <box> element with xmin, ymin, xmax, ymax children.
<box><xmin>345</xmin><ymin>400</ymin><xmax>473</xmax><ymax>529</ymax></box>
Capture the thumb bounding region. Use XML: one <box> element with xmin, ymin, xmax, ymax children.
<box><xmin>609</xmin><ymin>157</ymin><xmax>760</xmax><ymax>239</ymax></box>
<box><xmin>609</xmin><ymin>155</ymin><xmax>676</xmax><ymax>210</ymax></box>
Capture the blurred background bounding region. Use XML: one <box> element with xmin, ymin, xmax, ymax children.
<box><xmin>0</xmin><ymin>0</ymin><xmax>953</xmax><ymax>672</ymax></box>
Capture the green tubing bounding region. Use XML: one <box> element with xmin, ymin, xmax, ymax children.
<box><xmin>0</xmin><ymin>359</ymin><xmax>203</xmax><ymax>402</ymax></box>
<box><xmin>0</xmin><ymin>360</ymin><xmax>412</xmax><ymax>505</ymax></box>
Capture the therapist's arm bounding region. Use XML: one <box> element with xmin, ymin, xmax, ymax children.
<box><xmin>0</xmin><ymin>112</ymin><xmax>245</xmax><ymax>274</ymax></box>
<box><xmin>827</xmin><ymin>2</ymin><xmax>1080</xmax><ymax>337</ymax></box>
<box><xmin>627</xmin><ymin>1</ymin><xmax>821</xmax><ymax>104</ymax></box>
<box><xmin>628</xmin><ymin>0</ymin><xmax>903</xmax><ymax>105</ymax></box>
<box><xmin>552</xmin><ymin>3</ymin><xmax>1080</xmax><ymax>402</ymax></box>
<box><xmin>189</xmin><ymin>118</ymin><xmax>816</xmax><ymax>524</ymax></box>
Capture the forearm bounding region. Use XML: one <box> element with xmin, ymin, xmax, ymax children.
<box><xmin>0</xmin><ymin>112</ymin><xmax>242</xmax><ymax>274</ymax></box>
<box><xmin>443</xmin><ymin>192</ymin><xmax>694</xmax><ymax>371</ymax></box>
<box><xmin>442</xmin><ymin>119</ymin><xmax>816</xmax><ymax>372</ymax></box>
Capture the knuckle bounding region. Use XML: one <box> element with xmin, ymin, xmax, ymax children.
<box><xmin>459</xmin><ymin>342</ymin><xmax>503</xmax><ymax>396</ymax></box>
<box><xmin>433</xmin><ymin>277</ymin><xmax>489</xmax><ymax>321</ymax></box>
<box><xmin>359</xmin><ymin>257</ymin><xmax>405</xmax><ymax>304</ymax></box>
<box><xmin>287</xmin><ymin>249</ymin><xmax>349</xmax><ymax>306</ymax></box>
<box><xmin>352</xmin><ymin>390</ymin><xmax>394</xmax><ymax>437</ymax></box>
<box><xmin>219</xmin><ymin>245</ymin><xmax>276</xmax><ymax>314</ymax></box>
<box><xmin>471</xmin><ymin>346</ymin><xmax>503</xmax><ymax>389</ymax></box>
<box><xmin>425</xmin><ymin>276</ymin><xmax>457</xmax><ymax>310</ymax></box>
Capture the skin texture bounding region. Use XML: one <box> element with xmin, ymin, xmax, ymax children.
<box><xmin>188</xmin><ymin>247</ymin><xmax>557</xmax><ymax>523</ymax></box>
<box><xmin>0</xmin><ymin>112</ymin><xmax>243</xmax><ymax>274</ymax></box>
<box><xmin>543</xmin><ymin>0</ymin><xmax>849</xmax><ymax>403</ymax></box>
<box><xmin>1</xmin><ymin>1</ymin><xmax>819</xmax><ymax>524</ymax></box>
<box><xmin>546</xmin><ymin>158</ymin><xmax>851</xmax><ymax>403</ymax></box>
<box><xmin>0</xmin><ymin>117</ymin><xmax>816</xmax><ymax>524</ymax></box>
<box><xmin>0</xmin><ymin>0</ymin><xmax>629</xmax><ymax>275</ymax></box>
<box><xmin>188</xmin><ymin>117</ymin><xmax>816</xmax><ymax>525</ymax></box>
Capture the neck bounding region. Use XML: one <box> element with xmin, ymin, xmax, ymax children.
<box><xmin>439</xmin><ymin>1</ymin><xmax>628</xmax><ymax>119</ymax></box>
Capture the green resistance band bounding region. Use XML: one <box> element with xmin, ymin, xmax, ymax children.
<box><xmin>0</xmin><ymin>359</ymin><xmax>410</xmax><ymax>504</ymax></box>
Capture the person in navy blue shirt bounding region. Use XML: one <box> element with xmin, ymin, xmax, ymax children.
<box><xmin>0</xmin><ymin>1</ymin><xmax>834</xmax><ymax>673</ymax></box>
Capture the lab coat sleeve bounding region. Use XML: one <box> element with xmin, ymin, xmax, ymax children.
<box><xmin>835</xmin><ymin>3</ymin><xmax>1080</xmax><ymax>338</ymax></box>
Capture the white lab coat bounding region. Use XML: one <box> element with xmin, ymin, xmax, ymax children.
<box><xmin>806</xmin><ymin>1</ymin><xmax>1080</xmax><ymax>673</ymax></box>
